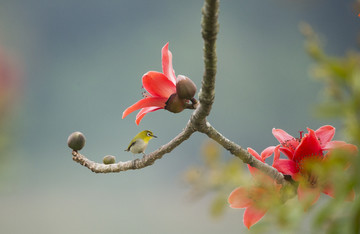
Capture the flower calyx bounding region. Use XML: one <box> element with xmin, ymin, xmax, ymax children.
<box><xmin>176</xmin><ymin>75</ymin><xmax>197</xmax><ymax>100</ymax></box>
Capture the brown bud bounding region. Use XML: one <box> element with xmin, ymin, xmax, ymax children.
<box><xmin>165</xmin><ymin>93</ymin><xmax>186</xmax><ymax>113</ymax></box>
<box><xmin>67</xmin><ymin>131</ymin><xmax>86</xmax><ymax>151</ymax></box>
<box><xmin>103</xmin><ymin>155</ymin><xmax>116</xmax><ymax>164</ymax></box>
<box><xmin>176</xmin><ymin>75</ymin><xmax>197</xmax><ymax>99</ymax></box>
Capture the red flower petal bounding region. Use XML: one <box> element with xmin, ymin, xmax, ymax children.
<box><xmin>135</xmin><ymin>106</ymin><xmax>162</xmax><ymax>125</ymax></box>
<box><xmin>297</xmin><ymin>183</ymin><xmax>321</xmax><ymax>207</ymax></box>
<box><xmin>323</xmin><ymin>141</ymin><xmax>358</xmax><ymax>153</ymax></box>
<box><xmin>243</xmin><ymin>206</ymin><xmax>267</xmax><ymax>229</ymax></box>
<box><xmin>272</xmin><ymin>128</ymin><xmax>294</xmax><ymax>144</ymax></box>
<box><xmin>279</xmin><ymin>147</ymin><xmax>294</xmax><ymax>160</ymax></box>
<box><xmin>247</xmin><ymin>148</ymin><xmax>263</xmax><ymax>177</ymax></box>
<box><xmin>142</xmin><ymin>71</ymin><xmax>176</xmax><ymax>98</ymax></box>
<box><xmin>272</xmin><ymin>128</ymin><xmax>299</xmax><ymax>153</ymax></box>
<box><xmin>122</xmin><ymin>97</ymin><xmax>167</xmax><ymax>119</ymax></box>
<box><xmin>273</xmin><ymin>145</ymin><xmax>281</xmax><ymax>161</ymax></box>
<box><xmin>161</xmin><ymin>43</ymin><xmax>176</xmax><ymax>85</ymax></box>
<box><xmin>293</xmin><ymin>129</ymin><xmax>323</xmax><ymax>163</ymax></box>
<box><xmin>315</xmin><ymin>125</ymin><xmax>335</xmax><ymax>147</ymax></box>
<box><xmin>247</xmin><ymin>147</ymin><xmax>261</xmax><ymax>161</ymax></box>
<box><xmin>273</xmin><ymin>159</ymin><xmax>298</xmax><ymax>176</ymax></box>
<box><xmin>322</xmin><ymin>185</ymin><xmax>335</xmax><ymax>199</ymax></box>
<box><xmin>247</xmin><ymin>165</ymin><xmax>260</xmax><ymax>178</ymax></box>
<box><xmin>228</xmin><ymin>187</ymin><xmax>252</xmax><ymax>209</ymax></box>
<box><xmin>261</xmin><ymin>146</ymin><xmax>275</xmax><ymax>161</ymax></box>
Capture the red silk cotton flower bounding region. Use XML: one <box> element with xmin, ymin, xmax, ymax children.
<box><xmin>272</xmin><ymin>125</ymin><xmax>358</xmax><ymax>205</ymax></box>
<box><xmin>122</xmin><ymin>43</ymin><xmax>197</xmax><ymax>125</ymax></box>
<box><xmin>228</xmin><ymin>147</ymin><xmax>281</xmax><ymax>229</ymax></box>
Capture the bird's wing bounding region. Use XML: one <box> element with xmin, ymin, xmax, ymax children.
<box><xmin>125</xmin><ymin>140</ymin><xmax>136</xmax><ymax>152</ymax></box>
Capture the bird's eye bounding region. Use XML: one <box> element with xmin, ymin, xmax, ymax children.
<box><xmin>147</xmin><ymin>132</ymin><xmax>151</xmax><ymax>137</ymax></box>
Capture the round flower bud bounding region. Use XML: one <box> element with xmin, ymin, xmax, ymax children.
<box><xmin>103</xmin><ymin>155</ymin><xmax>116</xmax><ymax>164</ymax></box>
<box><xmin>176</xmin><ymin>75</ymin><xmax>197</xmax><ymax>99</ymax></box>
<box><xmin>165</xmin><ymin>93</ymin><xmax>186</xmax><ymax>113</ymax></box>
<box><xmin>67</xmin><ymin>131</ymin><xmax>86</xmax><ymax>151</ymax></box>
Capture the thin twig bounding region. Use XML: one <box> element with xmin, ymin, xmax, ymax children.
<box><xmin>72</xmin><ymin>121</ymin><xmax>195</xmax><ymax>173</ymax></box>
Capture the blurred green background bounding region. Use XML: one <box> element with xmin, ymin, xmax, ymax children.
<box><xmin>0</xmin><ymin>0</ymin><xmax>359</xmax><ymax>233</ymax></box>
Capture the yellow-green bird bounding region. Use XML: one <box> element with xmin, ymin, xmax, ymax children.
<box><xmin>125</xmin><ymin>130</ymin><xmax>157</xmax><ymax>155</ymax></box>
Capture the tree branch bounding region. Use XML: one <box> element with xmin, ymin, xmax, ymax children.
<box><xmin>197</xmin><ymin>0</ymin><xmax>219</xmax><ymax>120</ymax></box>
<box><xmin>197</xmin><ymin>121</ymin><xmax>287</xmax><ymax>185</ymax></box>
<box><xmin>71</xmin><ymin>0</ymin><xmax>220</xmax><ymax>174</ymax></box>
<box><xmin>69</xmin><ymin>0</ymin><xmax>290</xmax><ymax>188</ymax></box>
<box><xmin>72</xmin><ymin>121</ymin><xmax>196</xmax><ymax>173</ymax></box>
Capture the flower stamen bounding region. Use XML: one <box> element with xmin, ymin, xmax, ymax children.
<box><xmin>141</xmin><ymin>91</ymin><xmax>151</xmax><ymax>98</ymax></box>
<box><xmin>299</xmin><ymin>131</ymin><xmax>304</xmax><ymax>140</ymax></box>
<box><xmin>282</xmin><ymin>138</ymin><xmax>300</xmax><ymax>151</ymax></box>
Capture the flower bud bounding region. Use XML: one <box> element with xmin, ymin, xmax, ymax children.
<box><xmin>103</xmin><ymin>155</ymin><xmax>116</xmax><ymax>164</ymax></box>
<box><xmin>165</xmin><ymin>93</ymin><xmax>186</xmax><ymax>113</ymax></box>
<box><xmin>176</xmin><ymin>75</ymin><xmax>197</xmax><ymax>99</ymax></box>
<box><xmin>67</xmin><ymin>131</ymin><xmax>86</xmax><ymax>151</ymax></box>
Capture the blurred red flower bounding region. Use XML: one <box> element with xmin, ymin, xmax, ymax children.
<box><xmin>228</xmin><ymin>147</ymin><xmax>281</xmax><ymax>229</ymax></box>
<box><xmin>0</xmin><ymin>46</ymin><xmax>21</xmax><ymax>121</ymax></box>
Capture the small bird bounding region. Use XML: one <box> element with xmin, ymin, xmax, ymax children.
<box><xmin>125</xmin><ymin>130</ymin><xmax>157</xmax><ymax>155</ymax></box>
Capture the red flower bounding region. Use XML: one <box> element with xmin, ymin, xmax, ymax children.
<box><xmin>0</xmin><ymin>46</ymin><xmax>21</xmax><ymax>119</ymax></box>
<box><xmin>272</xmin><ymin>125</ymin><xmax>358</xmax><ymax>205</ymax></box>
<box><xmin>122</xmin><ymin>43</ymin><xmax>177</xmax><ymax>125</ymax></box>
<box><xmin>228</xmin><ymin>147</ymin><xmax>281</xmax><ymax>229</ymax></box>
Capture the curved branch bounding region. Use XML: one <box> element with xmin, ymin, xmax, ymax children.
<box><xmin>197</xmin><ymin>121</ymin><xmax>287</xmax><ymax>185</ymax></box>
<box><xmin>70</xmin><ymin>0</ymin><xmax>218</xmax><ymax>173</ymax></box>
<box><xmin>71</xmin><ymin>0</ymin><xmax>220</xmax><ymax>174</ymax></box>
<box><xmin>69</xmin><ymin>0</ymin><xmax>291</xmax><ymax>189</ymax></box>
<box><xmin>72</xmin><ymin>122</ymin><xmax>196</xmax><ymax>173</ymax></box>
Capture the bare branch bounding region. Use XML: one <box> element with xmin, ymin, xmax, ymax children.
<box><xmin>197</xmin><ymin>0</ymin><xmax>219</xmax><ymax>119</ymax></box>
<box><xmin>69</xmin><ymin>0</ymin><xmax>291</xmax><ymax>189</ymax></box>
<box><xmin>70</xmin><ymin>0</ymin><xmax>220</xmax><ymax>174</ymax></box>
<box><xmin>72</xmin><ymin>122</ymin><xmax>196</xmax><ymax>173</ymax></box>
<box><xmin>197</xmin><ymin>121</ymin><xmax>287</xmax><ymax>185</ymax></box>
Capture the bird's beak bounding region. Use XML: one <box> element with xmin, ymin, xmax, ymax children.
<box><xmin>153</xmin><ymin>135</ymin><xmax>157</xmax><ymax>138</ymax></box>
